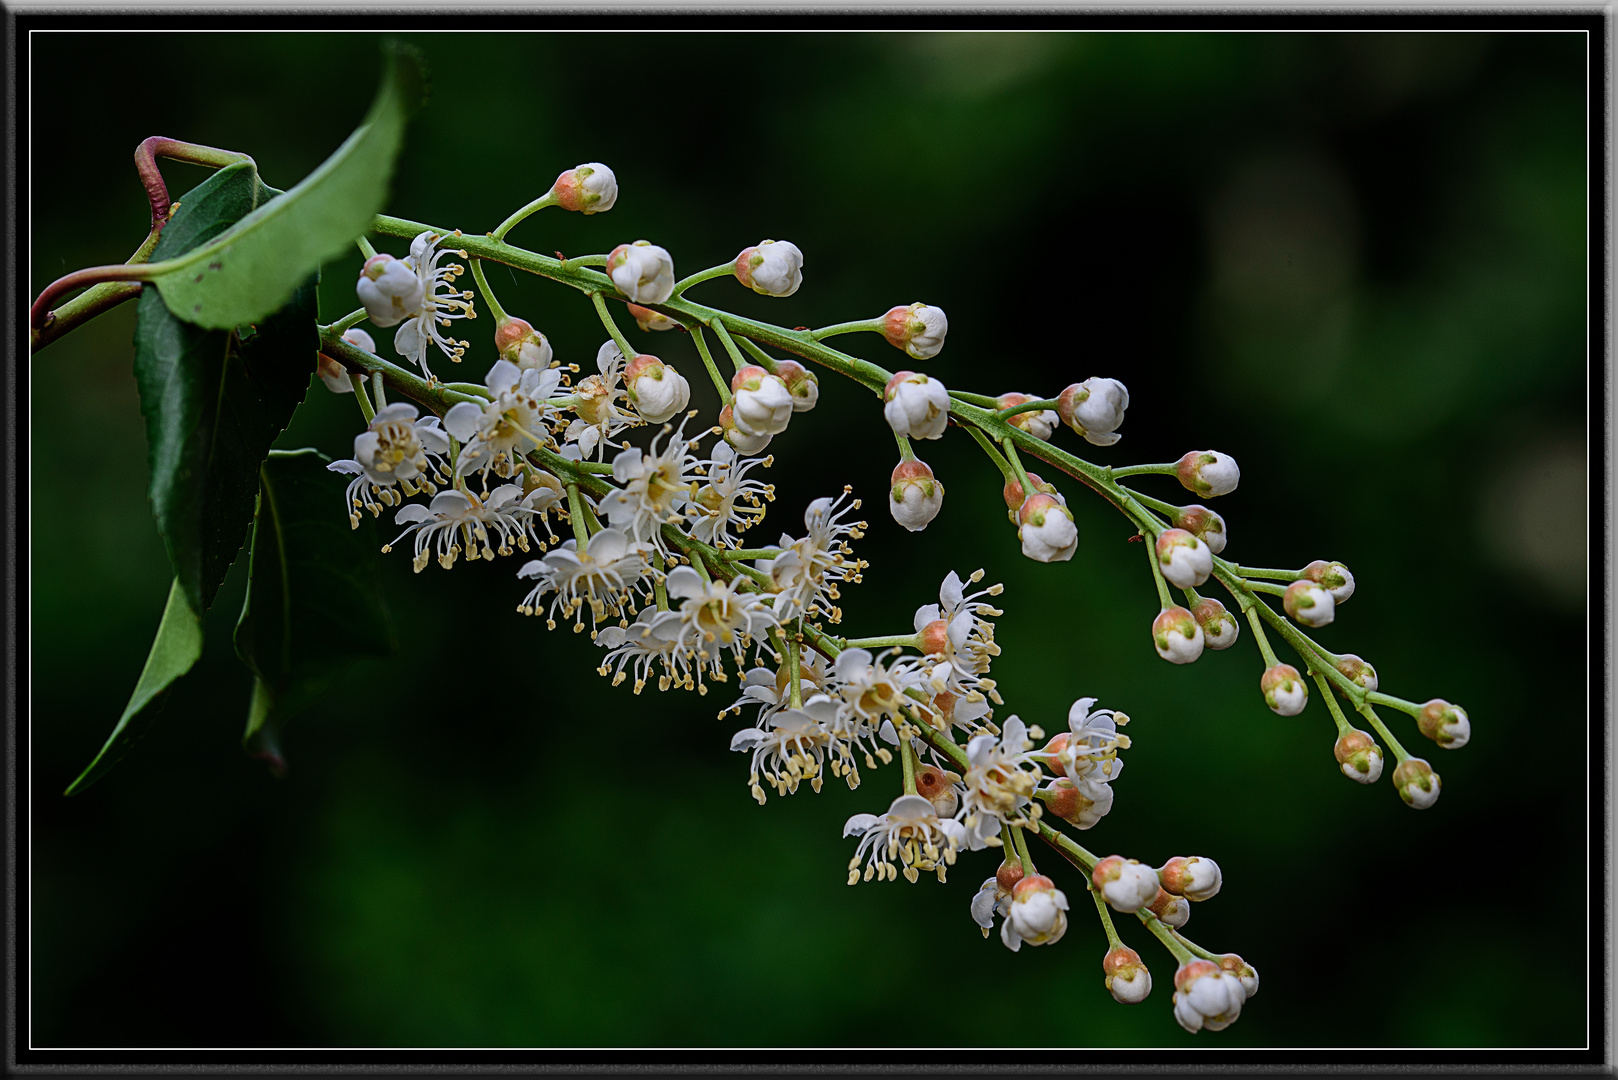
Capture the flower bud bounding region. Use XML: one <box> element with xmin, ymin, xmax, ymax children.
<box><xmin>1092</xmin><ymin>855</ymin><xmax>1160</xmax><ymax>913</ymax></box>
<box><xmin>730</xmin><ymin>365</ymin><xmax>794</xmax><ymax>437</ymax></box>
<box><xmin>1043</xmin><ymin>777</ymin><xmax>1115</xmax><ymax>830</ymax></box>
<box><xmin>771</xmin><ymin>359</ymin><xmax>819</xmax><ymax>412</ymax></box>
<box><xmin>882</xmin><ymin>370</ymin><xmax>951</xmax><ymax>440</ymax></box>
<box><xmin>717</xmin><ymin>403</ymin><xmax>771</xmax><ymax>454</ymax></box>
<box><xmin>1334</xmin><ymin>653</ymin><xmax>1379</xmax><ymax>692</ymax></box>
<box><xmin>317</xmin><ymin>354</ymin><xmax>354</xmax><ymax>395</ymax></box>
<box><xmin>1261</xmin><ymin>663</ymin><xmax>1308</xmax><ymax>716</ymax></box>
<box><xmin>1417</xmin><ymin>699</ymin><xmax>1471</xmax><ymax>749</ymax></box>
<box><xmin>342</xmin><ymin>327</ymin><xmax>376</xmax><ymax>354</ymax></box>
<box><xmin>1155</xmin><ymin>528</ymin><xmax>1213</xmax><ymax>589</ymax></box>
<box><xmin>1191</xmin><ymin>597</ymin><xmax>1240</xmax><ymax>650</ymax></box>
<box><xmin>626</xmin><ymin>303</ymin><xmax>679</xmax><ymax>332</ymax></box>
<box><xmin>882</xmin><ymin>302</ymin><xmax>948</xmax><ymax>360</ymax></box>
<box><xmin>918</xmin><ymin>618</ymin><xmax>950</xmax><ymax>657</ymax></box>
<box><xmin>1175</xmin><ymin>450</ymin><xmax>1240</xmax><ymax>498</ymax></box>
<box><xmin>996</xmin><ymin>393</ymin><xmax>1059</xmax><ymax>440</ymax></box>
<box><xmin>890</xmin><ymin>459</ymin><xmax>944</xmax><ymax>533</ymax></box>
<box><xmin>915</xmin><ymin>764</ymin><xmax>959</xmax><ymax>818</ymax></box>
<box><xmin>1393</xmin><ymin>757</ymin><xmax>1441</xmax><ymax>809</ymax></box>
<box><xmin>1002</xmin><ymin>874</ymin><xmax>1070</xmax><ymax>950</ymax></box>
<box><xmin>1218</xmin><ymin>955</ymin><xmax>1259</xmax><ymax>999</ymax></box>
<box><xmin>734</xmin><ymin>239</ymin><xmax>804</xmax><ymax>297</ymax></box>
<box><xmin>1152</xmin><ymin>606</ymin><xmax>1204</xmax><ymax>665</ymax></box>
<box><xmin>1147</xmin><ymin>887</ymin><xmax>1191</xmax><ymax>928</ymax></box>
<box><xmin>1017</xmin><ymin>494</ymin><xmax>1078</xmax><ymax>563</ymax></box>
<box><xmin>606</xmin><ymin>240</ymin><xmax>675</xmax><ymax>304</ymax></box>
<box><xmin>356</xmin><ymin>252</ymin><xmax>424</xmax><ymax>328</ymax></box>
<box><xmin>1104</xmin><ymin>945</ymin><xmax>1152</xmax><ymax>1004</ymax></box>
<box><xmin>1171</xmin><ymin>505</ymin><xmax>1227</xmax><ymax>555</ymax></box>
<box><xmin>493</xmin><ymin>316</ymin><xmax>553</xmax><ymax>371</ymax></box>
<box><xmin>1173</xmin><ymin>959</ymin><xmax>1246</xmax><ymax>1033</ymax></box>
<box><xmin>623</xmin><ymin>354</ymin><xmax>692</xmax><ymax>424</ymax></box>
<box><xmin>1056</xmin><ymin>377</ymin><xmax>1130</xmax><ymax>446</ymax></box>
<box><xmin>1302</xmin><ymin>559</ymin><xmax>1355</xmax><ymax>602</ymax></box>
<box><xmin>1158</xmin><ymin>856</ymin><xmax>1223</xmax><ymax>902</ymax></box>
<box><xmin>550</xmin><ymin>162</ymin><xmax>618</xmax><ymax>214</ymax></box>
<box><xmin>1001</xmin><ymin>471</ymin><xmax>1061</xmax><ymax>513</ymax></box>
<box><xmin>1334</xmin><ymin>728</ymin><xmax>1385</xmax><ymax>783</ymax></box>
<box><xmin>1283</xmin><ymin>580</ymin><xmax>1336</xmax><ymax>628</ymax></box>
<box><xmin>995</xmin><ymin>858</ymin><xmax>1026</xmax><ymax>895</ymax></box>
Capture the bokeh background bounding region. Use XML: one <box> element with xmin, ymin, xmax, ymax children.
<box><xmin>27</xmin><ymin>31</ymin><xmax>1591</xmax><ymax>1050</ymax></box>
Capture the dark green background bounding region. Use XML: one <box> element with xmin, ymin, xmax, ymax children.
<box><xmin>28</xmin><ymin>30</ymin><xmax>1591</xmax><ymax>1049</ymax></box>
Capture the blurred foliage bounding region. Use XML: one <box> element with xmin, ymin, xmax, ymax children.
<box><xmin>28</xmin><ymin>31</ymin><xmax>1589</xmax><ymax>1049</ymax></box>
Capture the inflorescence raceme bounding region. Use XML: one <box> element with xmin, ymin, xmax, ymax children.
<box><xmin>317</xmin><ymin>161</ymin><xmax>1469</xmax><ymax>1034</ymax></box>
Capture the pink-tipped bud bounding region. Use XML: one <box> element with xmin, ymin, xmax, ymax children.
<box><xmin>1393</xmin><ymin>757</ymin><xmax>1441</xmax><ymax>809</ymax></box>
<box><xmin>882</xmin><ymin>302</ymin><xmax>948</xmax><ymax>359</ymax></box>
<box><xmin>1334</xmin><ymin>728</ymin><xmax>1385</xmax><ymax>784</ymax></box>
<box><xmin>733</xmin><ymin>239</ymin><xmax>804</xmax><ymax>297</ymax></box>
<box><xmin>1261</xmin><ymin>663</ymin><xmax>1308</xmax><ymax>716</ymax></box>
<box><xmin>605</xmin><ymin>240</ymin><xmax>674</xmax><ymax>304</ymax></box>
<box><xmin>1191</xmin><ymin>597</ymin><xmax>1240</xmax><ymax>650</ymax></box>
<box><xmin>493</xmin><ymin>316</ymin><xmax>554</xmax><ymax>371</ymax></box>
<box><xmin>1147</xmin><ymin>887</ymin><xmax>1191</xmax><ymax>928</ymax></box>
<box><xmin>1092</xmin><ymin>855</ymin><xmax>1160</xmax><ymax>912</ymax></box>
<box><xmin>1158</xmin><ymin>856</ymin><xmax>1223</xmax><ymax>901</ymax></box>
<box><xmin>915</xmin><ymin>764</ymin><xmax>959</xmax><ymax>818</ymax></box>
<box><xmin>883</xmin><ymin>370</ymin><xmax>951</xmax><ymax>440</ymax></box>
<box><xmin>996</xmin><ymin>392</ymin><xmax>1059</xmax><ymax>440</ymax></box>
<box><xmin>1003</xmin><ymin>873</ymin><xmax>1070</xmax><ymax>950</ymax></box>
<box><xmin>1152</xmin><ymin>606</ymin><xmax>1204</xmax><ymax>665</ymax></box>
<box><xmin>996</xmin><ymin>858</ymin><xmax>1026</xmax><ymax>894</ymax></box>
<box><xmin>1218</xmin><ymin>954</ymin><xmax>1260</xmax><ymax>999</ymax></box>
<box><xmin>1283</xmin><ymin>580</ymin><xmax>1336</xmax><ymax>627</ymax></box>
<box><xmin>772</xmin><ymin>359</ymin><xmax>820</xmax><ymax>412</ymax></box>
<box><xmin>890</xmin><ymin>459</ymin><xmax>945</xmax><ymax>533</ymax></box>
<box><xmin>1017</xmin><ymin>493</ymin><xmax>1077</xmax><ymax>563</ymax></box>
<box><xmin>355</xmin><ymin>252</ymin><xmax>424</xmax><ymax>328</ymax></box>
<box><xmin>1175</xmin><ymin>450</ymin><xmax>1240</xmax><ymax>498</ymax></box>
<box><xmin>1104</xmin><ymin>945</ymin><xmax>1152</xmax><ymax>1004</ymax></box>
<box><xmin>1172</xmin><ymin>504</ymin><xmax>1227</xmax><ymax>554</ymax></box>
<box><xmin>1417</xmin><ymin>699</ymin><xmax>1471</xmax><ymax>749</ymax></box>
<box><xmin>623</xmin><ymin>353</ymin><xmax>692</xmax><ymax>424</ymax></box>
<box><xmin>1156</xmin><ymin>528</ymin><xmax>1213</xmax><ymax>589</ymax></box>
<box><xmin>1001</xmin><ymin>471</ymin><xmax>1060</xmax><ymax>512</ymax></box>
<box><xmin>626</xmin><ymin>302</ymin><xmax>678</xmax><ymax>332</ymax></box>
<box><xmin>717</xmin><ymin>403</ymin><xmax>771</xmax><ymax>454</ymax></box>
<box><xmin>729</xmin><ymin>365</ymin><xmax>793</xmax><ymax>437</ymax></box>
<box><xmin>1043</xmin><ymin>777</ymin><xmax>1114</xmax><ymax>830</ymax></box>
<box><xmin>1302</xmin><ymin>559</ymin><xmax>1356</xmax><ymax>602</ymax></box>
<box><xmin>1334</xmin><ymin>653</ymin><xmax>1379</xmax><ymax>691</ymax></box>
<box><xmin>316</xmin><ymin>352</ymin><xmax>355</xmax><ymax>395</ymax></box>
<box><xmin>1056</xmin><ymin>377</ymin><xmax>1130</xmax><ymax>446</ymax></box>
<box><xmin>549</xmin><ymin>162</ymin><xmax>618</xmax><ymax>214</ymax></box>
<box><xmin>1172</xmin><ymin>959</ymin><xmax>1247</xmax><ymax>1033</ymax></box>
<box><xmin>918</xmin><ymin>618</ymin><xmax>950</xmax><ymax>657</ymax></box>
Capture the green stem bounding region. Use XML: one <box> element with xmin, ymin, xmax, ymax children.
<box><xmin>966</xmin><ymin>426</ymin><xmax>1017</xmax><ymax>486</ymax></box>
<box><xmin>1235</xmin><ymin>565</ymin><xmax>1304</xmax><ymax>582</ymax></box>
<box><xmin>672</xmin><ymin>261</ymin><xmax>736</xmax><ymax>297</ymax></box>
<box><xmin>949</xmin><ymin>390</ymin><xmax>1003</xmax><ymax>408</ymax></box>
<box><xmin>1125</xmin><ymin>487</ymin><xmax>1184</xmax><ymax>520</ymax></box>
<box><xmin>371</xmin><ymin>373</ymin><xmax>388</xmax><ymax>410</ymax></box>
<box><xmin>1242</xmin><ymin>601</ymin><xmax>1281</xmax><ymax>667</ymax></box>
<box><xmin>490</xmin><ymin>191</ymin><xmax>558</xmax><ymax>242</ymax></box>
<box><xmin>1311</xmin><ymin>669</ymin><xmax>1356</xmax><ymax>738</ymax></box>
<box><xmin>1035</xmin><ymin>819</ymin><xmax>1100</xmax><ymax>874</ymax></box>
<box><xmin>444</xmin><ymin>381</ymin><xmax>495</xmax><ymax>398</ymax></box>
<box><xmin>1092</xmin><ymin>888</ymin><xmax>1124</xmax><ymax>951</ymax></box>
<box><xmin>736</xmin><ymin>335</ymin><xmax>784</xmax><ymax>373</ymax></box>
<box><xmin>720</xmin><ymin>548</ymin><xmax>781</xmax><ymax>562</ymax></box>
<box><xmin>30</xmin><ymin>226</ymin><xmax>163</xmax><ymax>352</ymax></box>
<box><xmin>995</xmin><ymin>398</ymin><xmax>1060</xmax><ymax>421</ymax></box>
<box><xmin>687</xmin><ymin>325</ymin><xmax>734</xmax><ymax>405</ymax></box>
<box><xmin>1144</xmin><ymin>529</ymin><xmax>1175</xmax><ymax>609</ymax></box>
<box><xmin>590</xmin><ymin>292</ymin><xmax>636</xmax><ymax>358</ymax></box>
<box><xmin>842</xmin><ymin>634</ymin><xmax>921</xmax><ymax>650</ymax></box>
<box><xmin>894</xmin><ymin>432</ymin><xmax>916</xmax><ymax>462</ymax></box>
<box><xmin>1246</xmin><ymin>580</ymin><xmax>1288</xmax><ymax>597</ymax></box>
<box><xmin>811</xmin><ymin>317</ymin><xmax>883</xmax><ymax>341</ymax></box>
<box><xmin>326</xmin><ymin>307</ymin><xmax>370</xmax><ymax>336</ymax></box>
<box><xmin>1110</xmin><ymin>462</ymin><xmax>1178</xmax><ymax>479</ymax></box>
<box><xmin>709</xmin><ymin>319</ymin><xmax>749</xmax><ymax>373</ymax></box>
<box><xmin>1137</xmin><ymin>910</ymin><xmax>1195</xmax><ymax>964</ymax></box>
<box><xmin>565</xmin><ymin>483</ymin><xmax>590</xmax><ymax>548</ymax></box>
<box><xmin>1011</xmin><ymin>822</ymin><xmax>1036</xmax><ymax>875</ymax></box>
<box><xmin>652</xmin><ymin>549</ymin><xmax>670</xmax><ymax>612</ymax></box>
<box><xmin>1367</xmin><ymin>691</ymin><xmax>1425</xmax><ymax>717</ymax></box>
<box><xmin>900</xmin><ymin>736</ymin><xmax>917</xmax><ymax>795</ymax></box>
<box><xmin>1171</xmin><ymin>929</ymin><xmax>1223</xmax><ymax>963</ymax></box>
<box><xmin>1358</xmin><ymin>704</ymin><xmax>1412</xmax><ymax>763</ymax></box>
<box><xmin>357</xmin><ymin>236</ymin><xmax>378</xmax><ymax>260</ymax></box>
<box><xmin>468</xmin><ymin>258</ymin><xmax>510</xmax><ymax>325</ymax></box>
<box><xmin>1000</xmin><ymin>437</ymin><xmax>1034</xmax><ymax>498</ymax></box>
<box><xmin>349</xmin><ymin>375</ymin><xmax>375</xmax><ymax>422</ymax></box>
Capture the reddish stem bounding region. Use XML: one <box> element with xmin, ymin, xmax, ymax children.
<box><xmin>133</xmin><ymin>136</ymin><xmax>255</xmax><ymax>231</ymax></box>
<box><xmin>30</xmin><ymin>263</ymin><xmax>155</xmax><ymax>330</ymax></box>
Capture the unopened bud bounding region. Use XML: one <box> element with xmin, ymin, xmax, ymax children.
<box><xmin>996</xmin><ymin>858</ymin><xmax>1026</xmax><ymax>894</ymax></box>
<box><xmin>1055</xmin><ymin>377</ymin><xmax>1130</xmax><ymax>446</ymax></box>
<box><xmin>1153</xmin><ymin>606</ymin><xmax>1204</xmax><ymax>665</ymax></box>
<box><xmin>997</xmin><ymin>392</ymin><xmax>1059</xmax><ymax>440</ymax></box>
<box><xmin>1191</xmin><ymin>597</ymin><xmax>1240</xmax><ymax>650</ymax></box>
<box><xmin>605</xmin><ymin>240</ymin><xmax>675</xmax><ymax>304</ymax></box>
<box><xmin>1043</xmin><ymin>777</ymin><xmax>1114</xmax><ymax>830</ymax></box>
<box><xmin>1147</xmin><ymin>887</ymin><xmax>1191</xmax><ymax>928</ymax></box>
<box><xmin>915</xmin><ymin>764</ymin><xmax>960</xmax><ymax>818</ymax></box>
<box><xmin>1157</xmin><ymin>856</ymin><xmax>1223</xmax><ymax>901</ymax></box>
<box><xmin>1103</xmin><ymin>945</ymin><xmax>1153</xmax><ymax>1004</ymax></box>
<box><xmin>772</xmin><ymin>359</ymin><xmax>820</xmax><ymax>412</ymax></box>
<box><xmin>882</xmin><ymin>302</ymin><xmax>948</xmax><ymax>360</ymax></box>
<box><xmin>1175</xmin><ymin>450</ymin><xmax>1240</xmax><ymax>498</ymax></box>
<box><xmin>890</xmin><ymin>459</ymin><xmax>944</xmax><ymax>533</ymax></box>
<box><xmin>1393</xmin><ymin>757</ymin><xmax>1441</xmax><ymax>809</ymax></box>
<box><xmin>918</xmin><ymin>618</ymin><xmax>950</xmax><ymax>657</ymax></box>
<box><xmin>1017</xmin><ymin>494</ymin><xmax>1078</xmax><ymax>563</ymax></box>
<box><xmin>626</xmin><ymin>303</ymin><xmax>679</xmax><ymax>332</ymax></box>
<box><xmin>624</xmin><ymin>354</ymin><xmax>692</xmax><ymax>424</ymax></box>
<box><xmin>1004</xmin><ymin>873</ymin><xmax>1070</xmax><ymax>950</ymax></box>
<box><xmin>1283</xmin><ymin>580</ymin><xmax>1336</xmax><ymax>627</ymax></box>
<box><xmin>1217</xmin><ymin>954</ymin><xmax>1260</xmax><ymax>998</ymax></box>
<box><xmin>883</xmin><ymin>370</ymin><xmax>951</xmax><ymax>440</ymax></box>
<box><xmin>1173</xmin><ymin>959</ymin><xmax>1246</xmax><ymax>1033</ymax></box>
<box><xmin>494</xmin><ymin>316</ymin><xmax>554</xmax><ymax>371</ymax></box>
<box><xmin>1302</xmin><ymin>559</ymin><xmax>1355</xmax><ymax>602</ymax></box>
<box><xmin>730</xmin><ymin>365</ymin><xmax>794</xmax><ymax>437</ymax></box>
<box><xmin>1155</xmin><ymin>528</ymin><xmax>1213</xmax><ymax>589</ymax></box>
<box><xmin>1002</xmin><ymin>472</ymin><xmax>1062</xmax><ymax>519</ymax></box>
<box><xmin>734</xmin><ymin>239</ymin><xmax>804</xmax><ymax>297</ymax></box>
<box><xmin>1092</xmin><ymin>854</ymin><xmax>1160</xmax><ymax>912</ymax></box>
<box><xmin>1333</xmin><ymin>729</ymin><xmax>1384</xmax><ymax>784</ymax></box>
<box><xmin>316</xmin><ymin>352</ymin><xmax>355</xmax><ymax>395</ymax></box>
<box><xmin>1172</xmin><ymin>505</ymin><xmax>1227</xmax><ymax>554</ymax></box>
<box><xmin>356</xmin><ymin>252</ymin><xmax>424</xmax><ymax>328</ymax></box>
<box><xmin>1417</xmin><ymin>699</ymin><xmax>1471</xmax><ymax>749</ymax></box>
<box><xmin>717</xmin><ymin>403</ymin><xmax>771</xmax><ymax>454</ymax></box>
<box><xmin>550</xmin><ymin>162</ymin><xmax>618</xmax><ymax>214</ymax></box>
<box><xmin>1334</xmin><ymin>653</ymin><xmax>1379</xmax><ymax>691</ymax></box>
<box><xmin>1261</xmin><ymin>663</ymin><xmax>1308</xmax><ymax>716</ymax></box>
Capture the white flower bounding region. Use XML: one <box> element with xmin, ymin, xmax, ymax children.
<box><xmin>1261</xmin><ymin>663</ymin><xmax>1308</xmax><ymax>716</ymax></box>
<box><xmin>595</xmin><ymin>606</ymin><xmax>686</xmax><ymax>694</ymax></box>
<box><xmin>685</xmin><ymin>441</ymin><xmax>773</xmax><ymax>550</ymax></box>
<box><xmin>623</xmin><ymin>354</ymin><xmax>691</xmax><ymax>425</ymax></box>
<box><xmin>1091</xmin><ymin>855</ymin><xmax>1159</xmax><ymax>913</ymax></box>
<box><xmin>326</xmin><ymin>403</ymin><xmax>451</xmax><ymax>526</ymax></box>
<box><xmin>971</xmin><ymin>877</ymin><xmax>1013</xmax><ymax>939</ymax></box>
<box><xmin>1057</xmin><ymin>378</ymin><xmax>1130</xmax><ymax>446</ymax></box>
<box><xmin>355</xmin><ymin>254</ymin><xmax>424</xmax><ymax>328</ymax></box>
<box><xmin>597</xmin><ymin>422</ymin><xmax>701</xmax><ymax>548</ymax></box>
<box><xmin>1334</xmin><ymin>729</ymin><xmax>1385</xmax><ymax>784</ymax></box>
<box><xmin>384</xmin><ymin>485</ymin><xmax>539</xmax><ymax>572</ymax></box>
<box><xmin>762</xmin><ymin>490</ymin><xmax>868</xmax><ymax>625</ymax></box>
<box><xmin>516</xmin><ymin>526</ymin><xmax>655</xmax><ymax>631</ymax></box>
<box><xmin>1049</xmin><ymin>697</ymin><xmax>1129</xmax><ymax>789</ymax></box>
<box><xmin>1017</xmin><ymin>494</ymin><xmax>1077</xmax><ymax>563</ymax></box>
<box><xmin>1176</xmin><ymin>450</ymin><xmax>1241</xmax><ymax>498</ymax></box>
<box><xmin>563</xmin><ymin>342</ymin><xmax>637</xmax><ymax>460</ymax></box>
<box><xmin>735</xmin><ymin>239</ymin><xmax>804</xmax><ymax>297</ymax></box>
<box><xmin>1041</xmin><ymin>776</ymin><xmax>1114</xmax><ymax>830</ymax></box>
<box><xmin>388</xmin><ymin>231</ymin><xmax>476</xmax><ymax>382</ymax></box>
<box><xmin>882</xmin><ymin>371</ymin><xmax>951</xmax><ymax>441</ymax></box>
<box><xmin>1104</xmin><ymin>946</ymin><xmax>1153</xmax><ymax>1004</ymax></box>
<box><xmin>889</xmin><ymin>459</ymin><xmax>944</xmax><ymax>532</ymax></box>
<box><xmin>551</xmin><ymin>162</ymin><xmax>617</xmax><ymax>214</ymax></box>
<box><xmin>732</xmin><ymin>705</ymin><xmax>832</xmax><ymax>802</ymax></box>
<box><xmin>961</xmin><ymin>717</ymin><xmax>1042</xmax><ymax>850</ymax></box>
<box><xmin>665</xmin><ymin>565</ymin><xmax>780</xmax><ymax>686</ymax></box>
<box><xmin>1156</xmin><ymin>528</ymin><xmax>1213</xmax><ymax>589</ymax></box>
<box><xmin>1418</xmin><ymin>699</ymin><xmax>1470</xmax><ymax>750</ymax></box>
<box><xmin>997</xmin><ymin>393</ymin><xmax>1059</xmax><ymax>441</ymax></box>
<box><xmin>1000</xmin><ymin>874</ymin><xmax>1069</xmax><ymax>951</ymax></box>
<box><xmin>1173</xmin><ymin>960</ymin><xmax>1247</xmax><ymax>1033</ymax></box>
<box><xmin>731</xmin><ymin>366</ymin><xmax>795</xmax><ymax>437</ymax></box>
<box><xmin>830</xmin><ymin>648</ymin><xmax>931</xmax><ymax>730</ymax></box>
<box><xmin>1393</xmin><ymin>758</ymin><xmax>1441</xmax><ymax>809</ymax></box>
<box><xmin>882</xmin><ymin>302</ymin><xmax>948</xmax><ymax>359</ymax></box>
<box><xmin>843</xmin><ymin>793</ymin><xmax>965</xmax><ymax>884</ymax></box>
<box><xmin>1158</xmin><ymin>856</ymin><xmax>1222</xmax><ymax>902</ymax></box>
<box><xmin>914</xmin><ymin>569</ymin><xmax>1004</xmax><ymax>713</ymax></box>
<box><xmin>1283</xmin><ymin>580</ymin><xmax>1335</xmax><ymax>627</ymax></box>
<box><xmin>606</xmin><ymin>241</ymin><xmax>675</xmax><ymax>304</ymax></box>
<box><xmin>718</xmin><ymin>404</ymin><xmax>772</xmax><ymax>455</ymax></box>
<box><xmin>317</xmin><ymin>329</ymin><xmax>376</xmax><ymax>394</ymax></box>
<box><xmin>725</xmin><ymin>652</ymin><xmax>831</xmax><ymax>730</ymax></box>
<box><xmin>1153</xmin><ymin>607</ymin><xmax>1204</xmax><ymax>665</ymax></box>
<box><xmin>444</xmin><ymin>359</ymin><xmax>562</xmax><ymax>479</ymax></box>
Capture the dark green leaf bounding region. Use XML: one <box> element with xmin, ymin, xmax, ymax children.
<box><xmin>234</xmin><ymin>449</ymin><xmax>397</xmax><ymax>740</ymax></box>
<box><xmin>149</xmin><ymin>46</ymin><xmax>422</xmax><ymax>329</ymax></box>
<box><xmin>64</xmin><ymin>579</ymin><xmax>203</xmax><ymax>796</ymax></box>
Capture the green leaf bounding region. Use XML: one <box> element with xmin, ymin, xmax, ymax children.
<box><xmin>148</xmin><ymin>46</ymin><xmax>422</xmax><ymax>329</ymax></box>
<box><xmin>65</xmin><ymin>578</ymin><xmax>203</xmax><ymax>796</ymax></box>
<box><xmin>234</xmin><ymin>449</ymin><xmax>397</xmax><ymax>740</ymax></box>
